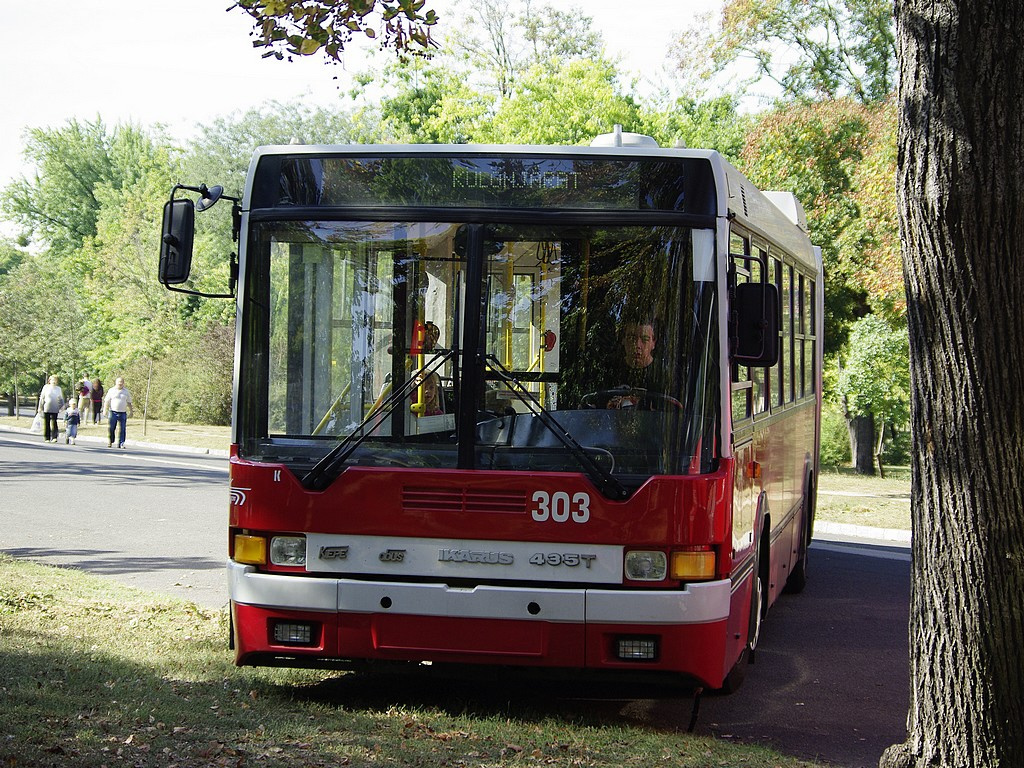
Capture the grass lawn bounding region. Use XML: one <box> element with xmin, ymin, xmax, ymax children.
<box><xmin>817</xmin><ymin>466</ymin><xmax>911</xmax><ymax>531</ymax></box>
<box><xmin>0</xmin><ymin>555</ymin><xmax>824</xmax><ymax>768</ymax></box>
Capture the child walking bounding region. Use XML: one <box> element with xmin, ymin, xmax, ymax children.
<box><xmin>64</xmin><ymin>400</ymin><xmax>81</xmax><ymax>445</ymax></box>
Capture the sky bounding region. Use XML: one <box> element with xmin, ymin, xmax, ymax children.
<box><xmin>0</xmin><ymin>0</ymin><xmax>718</xmax><ymax>194</ymax></box>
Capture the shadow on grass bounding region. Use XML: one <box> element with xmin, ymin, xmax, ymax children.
<box><xmin>4</xmin><ymin>547</ymin><xmax>223</xmax><ymax>574</ymax></box>
<box><xmin>0</xmin><ymin>641</ymin><xmax>394</xmax><ymax>768</ymax></box>
<box><xmin>290</xmin><ymin>664</ymin><xmax>701</xmax><ymax>730</ymax></box>
<box><xmin>0</xmin><ymin>641</ymin><xmax>706</xmax><ymax>768</ymax></box>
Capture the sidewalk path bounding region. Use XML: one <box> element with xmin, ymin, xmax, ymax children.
<box><xmin>0</xmin><ymin>421</ymin><xmax>229</xmax><ymax>457</ymax></box>
<box><xmin>815</xmin><ymin>519</ymin><xmax>911</xmax><ymax>545</ymax></box>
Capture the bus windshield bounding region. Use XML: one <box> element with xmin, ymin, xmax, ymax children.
<box><xmin>238</xmin><ymin>219</ymin><xmax>719</xmax><ymax>484</ymax></box>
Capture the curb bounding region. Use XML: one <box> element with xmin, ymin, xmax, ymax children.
<box><xmin>0</xmin><ymin>423</ymin><xmax>230</xmax><ymax>458</ymax></box>
<box><xmin>814</xmin><ymin>520</ymin><xmax>911</xmax><ymax>545</ymax></box>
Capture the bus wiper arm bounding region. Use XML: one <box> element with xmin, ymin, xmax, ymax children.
<box><xmin>483</xmin><ymin>355</ymin><xmax>629</xmax><ymax>501</ymax></box>
<box><xmin>302</xmin><ymin>351</ymin><xmax>455</xmax><ymax>491</ymax></box>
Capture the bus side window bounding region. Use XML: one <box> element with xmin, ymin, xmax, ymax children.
<box><xmin>771</xmin><ymin>256</ymin><xmax>784</xmax><ymax>408</ymax></box>
<box><xmin>730</xmin><ymin>232</ymin><xmax>765</xmax><ymax>420</ymax></box>
<box><xmin>732</xmin><ymin>365</ymin><xmax>753</xmax><ymax>424</ymax></box>
<box><xmin>752</xmin><ymin>365</ymin><xmax>767</xmax><ymax>415</ymax></box>
<box><xmin>804</xmin><ymin>277</ymin><xmax>815</xmax><ymax>395</ymax></box>
<box><xmin>795</xmin><ymin>273</ymin><xmax>805</xmax><ymax>399</ymax></box>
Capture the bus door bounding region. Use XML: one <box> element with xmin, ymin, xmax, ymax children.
<box><xmin>483</xmin><ymin>236</ymin><xmax>563</xmax><ymax>411</ymax></box>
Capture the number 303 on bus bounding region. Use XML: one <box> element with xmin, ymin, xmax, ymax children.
<box><xmin>531</xmin><ymin>490</ymin><xmax>591</xmax><ymax>523</ymax></box>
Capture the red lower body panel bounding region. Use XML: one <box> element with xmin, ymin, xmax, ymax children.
<box><xmin>233</xmin><ymin>602</ymin><xmax>731</xmax><ymax>687</ymax></box>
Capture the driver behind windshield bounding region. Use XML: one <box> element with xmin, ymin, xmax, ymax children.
<box><xmin>603</xmin><ymin>317</ymin><xmax>667</xmax><ymax>409</ymax></box>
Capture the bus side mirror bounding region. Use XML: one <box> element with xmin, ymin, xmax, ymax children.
<box><xmin>159</xmin><ymin>198</ymin><xmax>195</xmax><ymax>286</ymax></box>
<box><xmin>734</xmin><ymin>282</ymin><xmax>780</xmax><ymax>367</ymax></box>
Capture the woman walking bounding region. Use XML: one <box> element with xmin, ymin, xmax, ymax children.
<box><xmin>37</xmin><ymin>375</ymin><xmax>65</xmax><ymax>444</ymax></box>
<box><xmin>90</xmin><ymin>378</ymin><xmax>104</xmax><ymax>425</ymax></box>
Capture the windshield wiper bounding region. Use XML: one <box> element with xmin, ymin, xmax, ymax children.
<box><xmin>483</xmin><ymin>355</ymin><xmax>629</xmax><ymax>501</ymax></box>
<box><xmin>302</xmin><ymin>350</ymin><xmax>455</xmax><ymax>491</ymax></box>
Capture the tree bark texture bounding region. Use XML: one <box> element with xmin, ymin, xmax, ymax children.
<box><xmin>885</xmin><ymin>1</ymin><xmax>1024</xmax><ymax>766</ymax></box>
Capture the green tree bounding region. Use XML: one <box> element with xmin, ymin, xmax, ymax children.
<box><xmin>445</xmin><ymin>0</ymin><xmax>606</xmax><ymax>98</ymax></box>
<box><xmin>647</xmin><ymin>94</ymin><xmax>751</xmax><ymax>160</ymax></box>
<box><xmin>357</xmin><ymin>57</ymin><xmax>493</xmax><ymax>143</ymax></box>
<box><xmin>2</xmin><ymin>119</ymin><xmax>113</xmax><ymax>253</ymax></box>
<box><xmin>1</xmin><ymin>120</ymin><xmax>172</xmax><ymax>256</ymax></box>
<box><xmin>145</xmin><ymin>324</ymin><xmax>235</xmax><ymax>424</ymax></box>
<box><xmin>738</xmin><ymin>100</ymin><xmax>906</xmax><ymax>475</ymax></box>
<box><xmin>479</xmin><ymin>58</ymin><xmax>644</xmax><ymax>145</ymax></box>
<box><xmin>677</xmin><ymin>0</ymin><xmax>896</xmax><ymax>105</ymax></box>
<box><xmin>837</xmin><ymin>315</ymin><xmax>909</xmax><ymax>474</ymax></box>
<box><xmin>520</xmin><ymin>3</ymin><xmax>603</xmax><ymax>63</ymax></box>
<box><xmin>0</xmin><ymin>257</ymin><xmax>43</xmax><ymax>394</ymax></box>
<box><xmin>83</xmin><ymin>150</ymin><xmax>207</xmax><ymax>371</ymax></box>
<box><xmin>183</xmin><ymin>102</ymin><xmax>368</xmax><ymax>195</ymax></box>
<box><xmin>843</xmin><ymin>98</ymin><xmax>903</xmax><ymax>317</ymax></box>
<box><xmin>0</xmin><ymin>256</ymin><xmax>89</xmax><ymax>382</ymax></box>
<box><xmin>0</xmin><ymin>239</ymin><xmax>25</xmax><ymax>277</ymax></box>
<box><xmin>739</xmin><ymin>99</ymin><xmax>872</xmax><ymax>352</ymax></box>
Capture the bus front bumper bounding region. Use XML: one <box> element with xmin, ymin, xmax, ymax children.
<box><xmin>228</xmin><ymin>560</ymin><xmax>734</xmax><ymax>686</ymax></box>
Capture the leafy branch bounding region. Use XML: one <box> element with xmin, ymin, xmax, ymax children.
<box><xmin>229</xmin><ymin>0</ymin><xmax>439</xmax><ymax>61</ymax></box>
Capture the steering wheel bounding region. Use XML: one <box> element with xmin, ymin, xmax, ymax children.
<box><xmin>633</xmin><ymin>391</ymin><xmax>683</xmax><ymax>411</ymax></box>
<box><xmin>582</xmin><ymin>387</ymin><xmax>682</xmax><ymax>411</ymax></box>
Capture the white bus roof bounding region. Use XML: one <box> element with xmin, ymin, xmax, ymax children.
<box><xmin>245</xmin><ymin>142</ymin><xmax>817</xmax><ymax>271</ymax></box>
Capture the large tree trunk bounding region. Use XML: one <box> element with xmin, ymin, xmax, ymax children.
<box><xmin>883</xmin><ymin>1</ymin><xmax>1024</xmax><ymax>766</ymax></box>
<box><xmin>847</xmin><ymin>413</ymin><xmax>876</xmax><ymax>475</ymax></box>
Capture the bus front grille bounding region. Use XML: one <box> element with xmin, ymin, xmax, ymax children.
<box><xmin>402</xmin><ymin>487</ymin><xmax>527</xmax><ymax>516</ymax></box>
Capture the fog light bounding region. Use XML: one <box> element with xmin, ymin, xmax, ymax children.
<box><xmin>272</xmin><ymin>621</ymin><xmax>314</xmax><ymax>645</ymax></box>
<box><xmin>616</xmin><ymin>637</ymin><xmax>658</xmax><ymax>661</ymax></box>
<box><xmin>624</xmin><ymin>550</ymin><xmax>667</xmax><ymax>581</ymax></box>
<box><xmin>270</xmin><ymin>536</ymin><xmax>307</xmax><ymax>566</ymax></box>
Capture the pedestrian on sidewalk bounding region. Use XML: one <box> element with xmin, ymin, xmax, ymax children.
<box><xmin>77</xmin><ymin>376</ymin><xmax>92</xmax><ymax>423</ymax></box>
<box><xmin>103</xmin><ymin>377</ymin><xmax>134</xmax><ymax>448</ymax></box>
<box><xmin>37</xmin><ymin>375</ymin><xmax>65</xmax><ymax>444</ymax></box>
<box><xmin>90</xmin><ymin>378</ymin><xmax>104</xmax><ymax>425</ymax></box>
<box><xmin>64</xmin><ymin>400</ymin><xmax>81</xmax><ymax>445</ymax></box>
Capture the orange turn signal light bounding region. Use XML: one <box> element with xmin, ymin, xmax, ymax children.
<box><xmin>671</xmin><ymin>549</ymin><xmax>716</xmax><ymax>580</ymax></box>
<box><xmin>234</xmin><ymin>534</ymin><xmax>267</xmax><ymax>565</ymax></box>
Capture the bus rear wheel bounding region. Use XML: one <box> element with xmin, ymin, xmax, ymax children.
<box><xmin>785</xmin><ymin>474</ymin><xmax>814</xmax><ymax>594</ymax></box>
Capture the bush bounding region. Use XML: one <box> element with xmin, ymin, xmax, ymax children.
<box><xmin>156</xmin><ymin>325</ymin><xmax>233</xmax><ymax>425</ymax></box>
<box><xmin>880</xmin><ymin>423</ymin><xmax>911</xmax><ymax>465</ymax></box>
<box><xmin>114</xmin><ymin>324</ymin><xmax>233</xmax><ymax>426</ymax></box>
<box><xmin>820</xmin><ymin>400</ymin><xmax>852</xmax><ymax>468</ymax></box>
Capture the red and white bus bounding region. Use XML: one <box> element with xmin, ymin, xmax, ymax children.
<box><xmin>160</xmin><ymin>128</ymin><xmax>822</xmax><ymax>691</ymax></box>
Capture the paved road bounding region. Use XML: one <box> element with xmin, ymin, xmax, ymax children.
<box><xmin>687</xmin><ymin>539</ymin><xmax>908</xmax><ymax>767</ymax></box>
<box><xmin>0</xmin><ymin>427</ymin><xmax>229</xmax><ymax>608</ymax></box>
<box><xmin>0</xmin><ymin>428</ymin><xmax>908</xmax><ymax>767</ymax></box>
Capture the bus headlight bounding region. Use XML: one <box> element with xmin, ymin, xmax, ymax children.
<box><xmin>270</xmin><ymin>536</ymin><xmax>307</xmax><ymax>567</ymax></box>
<box><xmin>624</xmin><ymin>551</ymin><xmax>667</xmax><ymax>581</ymax></box>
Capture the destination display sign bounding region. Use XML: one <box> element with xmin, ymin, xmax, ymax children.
<box><xmin>251</xmin><ymin>153</ymin><xmax>716</xmax><ymax>214</ymax></box>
